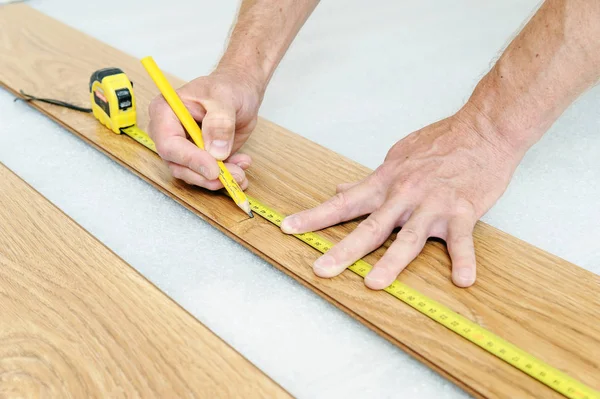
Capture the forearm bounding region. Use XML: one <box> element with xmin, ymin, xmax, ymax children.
<box><xmin>217</xmin><ymin>0</ymin><xmax>319</xmax><ymax>93</ymax></box>
<box><xmin>464</xmin><ymin>0</ymin><xmax>600</xmax><ymax>154</ymax></box>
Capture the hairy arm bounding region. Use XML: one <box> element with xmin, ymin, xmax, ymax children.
<box><xmin>218</xmin><ymin>0</ymin><xmax>320</xmax><ymax>93</ymax></box>
<box><xmin>466</xmin><ymin>0</ymin><xmax>600</xmax><ymax>155</ymax></box>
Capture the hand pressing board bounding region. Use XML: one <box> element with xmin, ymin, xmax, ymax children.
<box><xmin>0</xmin><ymin>4</ymin><xmax>598</xmax><ymax>398</ymax></box>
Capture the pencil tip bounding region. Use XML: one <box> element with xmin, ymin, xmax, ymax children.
<box><xmin>239</xmin><ymin>199</ymin><xmax>253</xmax><ymax>218</ymax></box>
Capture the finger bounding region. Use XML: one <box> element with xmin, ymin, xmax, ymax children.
<box><xmin>312</xmin><ymin>203</ymin><xmax>401</xmax><ymax>278</ymax></box>
<box><xmin>226</xmin><ymin>152</ymin><xmax>252</xmax><ymax>170</ymax></box>
<box><xmin>148</xmin><ymin>94</ymin><xmax>205</xmax><ymax>148</ymax></box>
<box><xmin>364</xmin><ymin>211</ymin><xmax>437</xmax><ymax>290</ymax></box>
<box><xmin>168</xmin><ymin>162</ymin><xmax>248</xmax><ymax>191</ymax></box>
<box><xmin>148</xmin><ymin>96</ymin><xmax>220</xmax><ymax>178</ymax></box>
<box><xmin>447</xmin><ymin>217</ymin><xmax>477</xmax><ymax>287</ymax></box>
<box><xmin>221</xmin><ymin>162</ymin><xmax>250</xmax><ymax>190</ymax></box>
<box><xmin>230</xmin><ymin>118</ymin><xmax>257</xmax><ymax>155</ymax></box>
<box><xmin>281</xmin><ymin>179</ymin><xmax>385</xmax><ymax>234</ymax></box>
<box><xmin>147</xmin><ymin>95</ymin><xmax>184</xmax><ymax>143</ymax></box>
<box><xmin>201</xmin><ymin>99</ymin><xmax>237</xmax><ymax>161</ymax></box>
<box><xmin>156</xmin><ymin>136</ymin><xmax>221</xmax><ymax>180</ymax></box>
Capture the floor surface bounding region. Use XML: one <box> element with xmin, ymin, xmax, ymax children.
<box><xmin>1</xmin><ymin>0</ymin><xmax>598</xmax><ymax>397</ymax></box>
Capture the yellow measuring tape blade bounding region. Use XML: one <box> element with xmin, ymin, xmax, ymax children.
<box><xmin>117</xmin><ymin>126</ymin><xmax>598</xmax><ymax>399</ymax></box>
<box><xmin>121</xmin><ymin>125</ymin><xmax>157</xmax><ymax>152</ymax></box>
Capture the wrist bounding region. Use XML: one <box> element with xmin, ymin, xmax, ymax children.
<box><xmin>216</xmin><ymin>46</ymin><xmax>274</xmax><ymax>98</ymax></box>
<box><xmin>210</xmin><ymin>61</ymin><xmax>266</xmax><ymax>106</ymax></box>
<box><xmin>460</xmin><ymin>65</ymin><xmax>552</xmax><ymax>157</ymax></box>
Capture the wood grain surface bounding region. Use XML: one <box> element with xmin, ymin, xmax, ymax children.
<box><xmin>0</xmin><ymin>162</ymin><xmax>290</xmax><ymax>397</ymax></box>
<box><xmin>1</xmin><ymin>4</ymin><xmax>598</xmax><ymax>398</ymax></box>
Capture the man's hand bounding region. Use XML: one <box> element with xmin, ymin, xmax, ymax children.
<box><xmin>283</xmin><ymin>0</ymin><xmax>599</xmax><ymax>289</ymax></box>
<box><xmin>147</xmin><ymin>68</ymin><xmax>263</xmax><ymax>190</ymax></box>
<box><xmin>281</xmin><ymin>110</ymin><xmax>521</xmax><ymax>289</ymax></box>
<box><xmin>147</xmin><ymin>0</ymin><xmax>319</xmax><ymax>189</ymax></box>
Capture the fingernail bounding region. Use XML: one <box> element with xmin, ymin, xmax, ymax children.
<box><xmin>365</xmin><ymin>268</ymin><xmax>389</xmax><ymax>288</ymax></box>
<box><xmin>237</xmin><ymin>162</ymin><xmax>250</xmax><ymax>170</ymax></box>
<box><xmin>456</xmin><ymin>268</ymin><xmax>475</xmax><ymax>287</ymax></box>
<box><xmin>281</xmin><ymin>216</ymin><xmax>300</xmax><ymax>234</ymax></box>
<box><xmin>232</xmin><ymin>173</ymin><xmax>244</xmax><ymax>183</ymax></box>
<box><xmin>313</xmin><ymin>254</ymin><xmax>335</xmax><ymax>275</ymax></box>
<box><xmin>208</xmin><ymin>140</ymin><xmax>229</xmax><ymax>160</ymax></box>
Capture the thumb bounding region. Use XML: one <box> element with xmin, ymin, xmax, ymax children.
<box><xmin>201</xmin><ymin>99</ymin><xmax>236</xmax><ymax>161</ymax></box>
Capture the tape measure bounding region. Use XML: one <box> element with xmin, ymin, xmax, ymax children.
<box><xmin>89</xmin><ymin>67</ymin><xmax>156</xmax><ymax>152</ymax></box>
<box><xmin>21</xmin><ymin>67</ymin><xmax>598</xmax><ymax>398</ymax></box>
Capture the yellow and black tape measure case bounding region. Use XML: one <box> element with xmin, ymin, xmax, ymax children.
<box><xmin>89</xmin><ymin>67</ymin><xmax>136</xmax><ymax>134</ymax></box>
<box><xmin>88</xmin><ymin>68</ymin><xmax>156</xmax><ymax>151</ymax></box>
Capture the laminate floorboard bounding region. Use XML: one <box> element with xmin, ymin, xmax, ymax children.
<box><xmin>1</xmin><ymin>4</ymin><xmax>598</xmax><ymax>398</ymax></box>
<box><xmin>0</xmin><ymin>162</ymin><xmax>290</xmax><ymax>397</ymax></box>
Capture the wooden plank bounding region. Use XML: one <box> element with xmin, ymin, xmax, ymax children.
<box><xmin>0</xmin><ymin>4</ymin><xmax>598</xmax><ymax>397</ymax></box>
<box><xmin>0</xmin><ymin>162</ymin><xmax>290</xmax><ymax>397</ymax></box>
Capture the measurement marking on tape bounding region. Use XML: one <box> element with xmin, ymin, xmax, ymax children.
<box><xmin>121</xmin><ymin>126</ymin><xmax>157</xmax><ymax>152</ymax></box>
<box><xmin>128</xmin><ymin>127</ymin><xmax>598</xmax><ymax>399</ymax></box>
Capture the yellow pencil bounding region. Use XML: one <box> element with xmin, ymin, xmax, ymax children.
<box><xmin>141</xmin><ymin>56</ymin><xmax>253</xmax><ymax>218</ymax></box>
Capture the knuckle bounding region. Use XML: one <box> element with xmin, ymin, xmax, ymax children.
<box><xmin>180</xmin><ymin>153</ymin><xmax>194</xmax><ymax>168</ymax></box>
<box><xmin>372</xmin><ymin>164</ymin><xmax>391</xmax><ymax>184</ymax></box>
<box><xmin>453</xmin><ymin>253</ymin><xmax>475</xmax><ymax>266</ymax></box>
<box><xmin>155</xmin><ymin>140</ymin><xmax>175</xmax><ymax>161</ymax></box>
<box><xmin>452</xmin><ymin>199</ymin><xmax>477</xmax><ymax>218</ymax></box>
<box><xmin>231</xmin><ymin>171</ymin><xmax>244</xmax><ymax>183</ymax></box>
<box><xmin>400</xmin><ymin>176</ymin><xmax>420</xmax><ymax>192</ymax></box>
<box><xmin>336</xmin><ymin>182</ymin><xmax>353</xmax><ymax>193</ymax></box>
<box><xmin>237</xmin><ymin>118</ymin><xmax>257</xmax><ymax>136</ymax></box>
<box><xmin>453</xmin><ymin>206</ymin><xmax>472</xmax><ymax>218</ymax></box>
<box><xmin>327</xmin><ymin>246</ymin><xmax>347</xmax><ymax>263</ymax></box>
<box><xmin>148</xmin><ymin>96</ymin><xmax>165</xmax><ymax>114</ymax></box>
<box><xmin>377</xmin><ymin>255</ymin><xmax>401</xmax><ymax>272</ymax></box>
<box><xmin>169</xmin><ymin>165</ymin><xmax>182</xmax><ymax>179</ymax></box>
<box><xmin>336</xmin><ymin>244</ymin><xmax>352</xmax><ymax>256</ymax></box>
<box><xmin>328</xmin><ymin>192</ymin><xmax>349</xmax><ymax>212</ymax></box>
<box><xmin>397</xmin><ymin>228</ymin><xmax>420</xmax><ymax>244</ymax></box>
<box><xmin>451</xmin><ymin>233</ymin><xmax>473</xmax><ymax>247</ymax></box>
<box><xmin>359</xmin><ymin>218</ymin><xmax>383</xmax><ymax>237</ymax></box>
<box><xmin>155</xmin><ymin>137</ymin><xmax>181</xmax><ymax>161</ymax></box>
<box><xmin>187</xmin><ymin>153</ymin><xmax>206</xmax><ymax>173</ymax></box>
<box><xmin>205</xmin><ymin>117</ymin><xmax>235</xmax><ymax>136</ymax></box>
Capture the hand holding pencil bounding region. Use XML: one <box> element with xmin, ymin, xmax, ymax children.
<box><xmin>142</xmin><ymin>56</ymin><xmax>254</xmax><ymax>217</ymax></box>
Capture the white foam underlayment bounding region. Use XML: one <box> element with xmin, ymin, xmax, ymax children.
<box><xmin>1</xmin><ymin>0</ymin><xmax>598</xmax><ymax>397</ymax></box>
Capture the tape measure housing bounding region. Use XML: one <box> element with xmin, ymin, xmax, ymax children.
<box><xmin>89</xmin><ymin>67</ymin><xmax>136</xmax><ymax>134</ymax></box>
